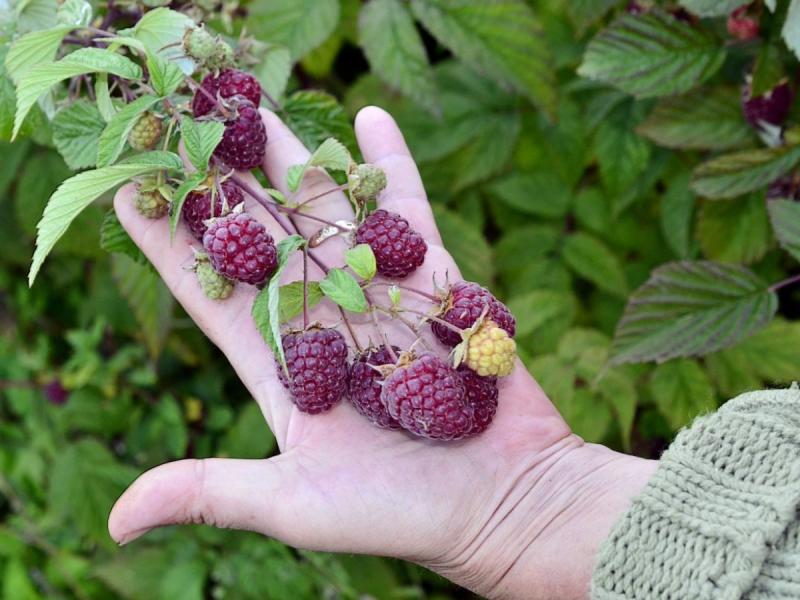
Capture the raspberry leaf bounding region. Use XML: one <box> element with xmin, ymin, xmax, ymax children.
<box><xmin>610</xmin><ymin>261</ymin><xmax>778</xmax><ymax>365</ymax></box>
<box><xmin>121</xmin><ymin>7</ymin><xmax>195</xmax><ymax>74</ymax></box>
<box><xmin>678</xmin><ymin>0</ymin><xmax>749</xmax><ymax>17</ymax></box>
<box><xmin>100</xmin><ymin>208</ymin><xmax>146</xmax><ymax>263</ymax></box>
<box><xmin>782</xmin><ymin>0</ymin><xmax>800</xmax><ymax>61</ymax></box>
<box><xmin>248</xmin><ymin>0</ymin><xmax>339</xmax><ymax>61</ymax></box>
<box><xmin>169</xmin><ymin>172</ymin><xmax>206</xmax><ymax>239</ymax></box>
<box><xmin>562</xmin><ymin>233</ymin><xmax>628</xmax><ymax>298</ymax></box>
<box><xmin>648</xmin><ymin>359</ymin><xmax>715</xmax><ymax>429</ymax></box>
<box><xmin>319</xmin><ymin>268</ymin><xmax>368</xmax><ymax>313</ymax></box>
<box><xmin>253</xmin><ymin>44</ymin><xmax>292</xmax><ymax>102</ymax></box>
<box><xmin>691</xmin><ymin>145</ymin><xmax>800</xmax><ymax>199</ymax></box>
<box><xmin>696</xmin><ymin>194</ymin><xmax>770</xmax><ymax>264</ymax></box>
<box><xmin>52</xmin><ymin>100</ymin><xmax>104</xmax><ymax>170</ymax></box>
<box><xmin>180</xmin><ymin>118</ymin><xmax>224</xmax><ymax>172</ymax></box>
<box><xmin>4</xmin><ymin>26</ymin><xmax>73</xmax><ymax>84</ymax></box>
<box><xmin>277</xmin><ymin>281</ymin><xmax>324</xmax><ymax>323</ymax></box>
<box><xmin>345</xmin><ymin>244</ymin><xmax>376</xmax><ymax>281</ymax></box>
<box><xmin>94</xmin><ymin>73</ymin><xmax>115</xmax><ymax>122</ymax></box>
<box><xmin>767</xmin><ymin>199</ymin><xmax>800</xmax><ymax>263</ymax></box>
<box><xmin>578</xmin><ymin>10</ymin><xmax>725</xmax><ymax>98</ymax></box>
<box><xmin>146</xmin><ymin>52</ymin><xmax>184</xmax><ymax>97</ymax></box>
<box><xmin>56</xmin><ymin>0</ymin><xmax>92</xmax><ymax>26</ymax></box>
<box><xmin>97</xmin><ymin>95</ymin><xmax>161</xmax><ymax>167</ymax></box>
<box><xmin>282</xmin><ymin>90</ymin><xmax>355</xmax><ymax>151</ymax></box>
<box><xmin>287</xmin><ymin>137</ymin><xmax>351</xmax><ymax>192</ymax></box>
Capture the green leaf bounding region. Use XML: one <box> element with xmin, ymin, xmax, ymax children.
<box><xmin>28</xmin><ymin>152</ymin><xmax>182</xmax><ymax>285</ymax></box>
<box><xmin>277</xmin><ymin>280</ymin><xmax>324</xmax><ymax>323</ymax></box>
<box><xmin>146</xmin><ymin>51</ymin><xmax>184</xmax><ymax>96</ymax></box>
<box><xmin>562</xmin><ymin>233</ymin><xmax>628</xmax><ymax>297</ymax></box>
<box><xmin>94</xmin><ymin>74</ymin><xmax>115</xmax><ymax>122</ymax></box>
<box><xmin>751</xmin><ymin>41</ymin><xmax>784</xmax><ymax>98</ymax></box>
<box><xmin>51</xmin><ymin>100</ymin><xmax>104</xmax><ymax>170</ymax></box>
<box><xmin>697</xmin><ymin>194</ymin><xmax>771</xmax><ymax>264</ymax></box>
<box><xmin>111</xmin><ymin>254</ymin><xmax>174</xmax><ymax>358</ymax></box>
<box><xmin>125</xmin><ymin>7</ymin><xmax>194</xmax><ymax>74</ymax></box>
<box><xmin>567</xmin><ymin>0</ymin><xmax>620</xmax><ymax>32</ymax></box>
<box><xmin>410</xmin><ymin>0</ymin><xmax>556</xmax><ymax>116</ymax></box>
<box><xmin>661</xmin><ymin>171</ymin><xmax>695</xmax><ymax>259</ymax></box>
<box><xmin>678</xmin><ymin>0</ymin><xmax>748</xmax><ymax>17</ymax></box>
<box><xmin>649</xmin><ymin>359</ymin><xmax>715</xmax><ymax>429</ymax></box>
<box><xmin>100</xmin><ymin>208</ymin><xmax>144</xmax><ymax>262</ymax></box>
<box><xmin>508</xmin><ymin>290</ymin><xmax>577</xmax><ymax>339</ymax></box>
<box><xmin>15</xmin><ymin>0</ymin><xmax>58</xmax><ymax>34</ymax></box>
<box><xmin>56</xmin><ymin>0</ymin><xmax>92</xmax><ymax>26</ymax></box>
<box><xmin>248</xmin><ymin>0</ymin><xmax>340</xmax><ymax>61</ymax></box>
<box><xmin>254</xmin><ymin>44</ymin><xmax>292</xmax><ymax>102</ymax></box>
<box><xmin>691</xmin><ymin>145</ymin><xmax>800</xmax><ymax>199</ymax></box>
<box><xmin>596</xmin><ymin>368</ymin><xmax>637</xmax><ymax>451</ymax></box>
<box><xmin>594</xmin><ymin>106</ymin><xmax>651</xmax><ymax>196</ymax></box>
<box><xmin>611</xmin><ymin>261</ymin><xmax>778</xmax><ymax>365</ymax></box>
<box><xmin>578</xmin><ymin>10</ymin><xmax>725</xmax><ymax>98</ymax></box>
<box><xmin>432</xmin><ymin>204</ymin><xmax>494</xmax><ymax>287</ymax></box>
<box><xmin>487</xmin><ymin>172</ymin><xmax>571</xmax><ymax>218</ymax></box>
<box><xmin>169</xmin><ymin>172</ymin><xmax>207</xmax><ymax>239</ymax></box>
<box><xmin>287</xmin><ymin>137</ymin><xmax>351</xmax><ymax>192</ymax></box>
<box><xmin>97</xmin><ymin>95</ymin><xmax>161</xmax><ymax>167</ymax></box>
<box><xmin>783</xmin><ymin>0</ymin><xmax>800</xmax><ymax>60</ymax></box>
<box><xmin>13</xmin><ymin>48</ymin><xmax>142</xmax><ymax>140</ymax></box>
<box><xmin>637</xmin><ymin>88</ymin><xmax>754</xmax><ymax>150</ymax></box>
<box><xmin>181</xmin><ymin>118</ymin><xmax>224</xmax><ymax>172</ymax></box>
<box><xmin>768</xmin><ymin>198</ymin><xmax>800</xmax><ymax>262</ymax></box>
<box><xmin>319</xmin><ymin>267</ymin><xmax>368</xmax><ymax>313</ymax></box>
<box><xmin>282</xmin><ymin>90</ymin><xmax>356</xmax><ymax>152</ymax></box>
<box><xmin>252</xmin><ymin>235</ymin><xmax>306</xmax><ymax>368</ymax></box>
<box><xmin>359</xmin><ymin>0</ymin><xmax>439</xmax><ymax>114</ymax></box>
<box><xmin>219</xmin><ymin>403</ymin><xmax>276</xmax><ymax>458</ymax></box>
<box><xmin>345</xmin><ymin>244</ymin><xmax>376</xmax><ymax>280</ymax></box>
<box><xmin>4</xmin><ymin>25</ymin><xmax>72</xmax><ymax>83</ymax></box>
<box><xmin>3</xmin><ymin>559</ymin><xmax>42</xmax><ymax>600</ymax></box>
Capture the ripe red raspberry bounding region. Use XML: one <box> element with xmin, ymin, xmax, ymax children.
<box><xmin>355</xmin><ymin>210</ymin><xmax>427</xmax><ymax>279</ymax></box>
<box><xmin>183</xmin><ymin>180</ymin><xmax>244</xmax><ymax>239</ymax></box>
<box><xmin>213</xmin><ymin>98</ymin><xmax>267</xmax><ymax>170</ymax></box>
<box><xmin>742</xmin><ymin>80</ymin><xmax>794</xmax><ymax>129</ymax></box>
<box><xmin>192</xmin><ymin>69</ymin><xmax>262</xmax><ymax>117</ymax></box>
<box><xmin>381</xmin><ymin>353</ymin><xmax>473</xmax><ymax>440</ymax></box>
<box><xmin>727</xmin><ymin>6</ymin><xmax>759</xmax><ymax>41</ymax></box>
<box><xmin>202</xmin><ymin>212</ymin><xmax>277</xmax><ymax>286</ymax></box>
<box><xmin>458</xmin><ymin>366</ymin><xmax>498</xmax><ymax>436</ymax></box>
<box><xmin>348</xmin><ymin>346</ymin><xmax>402</xmax><ymax>430</ymax></box>
<box><xmin>432</xmin><ymin>282</ymin><xmax>516</xmax><ymax>347</ymax></box>
<box><xmin>278</xmin><ymin>327</ymin><xmax>349</xmax><ymax>414</ymax></box>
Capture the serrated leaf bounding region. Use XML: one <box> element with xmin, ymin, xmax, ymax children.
<box><xmin>562</xmin><ymin>233</ymin><xmax>628</xmax><ymax>297</ymax></box>
<box><xmin>507</xmin><ymin>290</ymin><xmax>576</xmax><ymax>338</ymax></box>
<box><xmin>282</xmin><ymin>90</ymin><xmax>356</xmax><ymax>151</ymax></box>
<box><xmin>691</xmin><ymin>145</ymin><xmax>800</xmax><ymax>199</ymax></box>
<box><xmin>567</xmin><ymin>0</ymin><xmax>620</xmax><ymax>33</ymax></box>
<box><xmin>649</xmin><ymin>359</ymin><xmax>715</xmax><ymax>429</ymax></box>
<box><xmin>678</xmin><ymin>0</ymin><xmax>748</xmax><ymax>17</ymax></box>
<box><xmin>15</xmin><ymin>0</ymin><xmax>58</xmax><ymax>33</ymax></box>
<box><xmin>594</xmin><ymin>105</ymin><xmax>651</xmax><ymax>196</ymax></box>
<box><xmin>252</xmin><ymin>235</ymin><xmax>306</xmax><ymax>368</ymax></box>
<box><xmin>783</xmin><ymin>0</ymin><xmax>800</xmax><ymax>60</ymax></box>
<box><xmin>611</xmin><ymin>261</ymin><xmax>778</xmax><ymax>365</ymax></box>
<box><xmin>254</xmin><ymin>44</ymin><xmax>292</xmax><ymax>102</ymax></box>
<box><xmin>125</xmin><ymin>7</ymin><xmax>194</xmax><ymax>74</ymax></box>
<box><xmin>487</xmin><ymin>172</ymin><xmax>571</xmax><ymax>218</ymax></box>
<box><xmin>146</xmin><ymin>51</ymin><xmax>184</xmax><ymax>96</ymax></box>
<box><xmin>94</xmin><ymin>74</ymin><xmax>114</xmax><ymax>122</ymax></box>
<box><xmin>100</xmin><ymin>208</ymin><xmax>144</xmax><ymax>262</ymax></box>
<box><xmin>13</xmin><ymin>48</ymin><xmax>142</xmax><ymax>140</ymax></box>
<box><xmin>637</xmin><ymin>88</ymin><xmax>754</xmax><ymax>150</ymax></box>
<box><xmin>359</xmin><ymin>0</ymin><xmax>439</xmax><ymax>114</ymax></box>
<box><xmin>596</xmin><ymin>368</ymin><xmax>637</xmax><ymax>451</ymax></box>
<box><xmin>169</xmin><ymin>172</ymin><xmax>206</xmax><ymax>239</ymax></box>
<box><xmin>751</xmin><ymin>41</ymin><xmax>784</xmax><ymax>98</ymax></box>
<box><xmin>28</xmin><ymin>152</ymin><xmax>182</xmax><ymax>285</ymax></box>
<box><xmin>111</xmin><ymin>253</ymin><xmax>174</xmax><ymax>358</ymax></box>
<box><xmin>410</xmin><ymin>0</ymin><xmax>556</xmax><ymax>116</ymax></box>
<box><xmin>249</xmin><ymin>0</ymin><xmax>340</xmax><ymax>61</ymax></box>
<box><xmin>56</xmin><ymin>0</ymin><xmax>91</xmax><ymax>26</ymax></box>
<box><xmin>319</xmin><ymin>268</ymin><xmax>368</xmax><ymax>313</ymax></box>
<box><xmin>286</xmin><ymin>165</ymin><xmax>304</xmax><ymax>192</ymax></box>
<box><xmin>288</xmin><ymin>137</ymin><xmax>351</xmax><ymax>192</ymax></box>
<box><xmin>578</xmin><ymin>10</ymin><xmax>725</xmax><ymax>98</ymax></box>
<box><xmin>277</xmin><ymin>280</ymin><xmax>324</xmax><ymax>323</ymax></box>
<box><xmin>345</xmin><ymin>244</ymin><xmax>376</xmax><ymax>280</ymax></box>
<box><xmin>767</xmin><ymin>198</ymin><xmax>800</xmax><ymax>262</ymax></box>
<box><xmin>697</xmin><ymin>194</ymin><xmax>771</xmax><ymax>264</ymax></box>
<box><xmin>661</xmin><ymin>171</ymin><xmax>695</xmax><ymax>259</ymax></box>
<box><xmin>51</xmin><ymin>100</ymin><xmax>104</xmax><ymax>170</ymax></box>
<box><xmin>4</xmin><ymin>25</ymin><xmax>72</xmax><ymax>83</ymax></box>
<box><xmin>432</xmin><ymin>204</ymin><xmax>494</xmax><ymax>286</ymax></box>
<box><xmin>714</xmin><ymin>319</ymin><xmax>800</xmax><ymax>386</ymax></box>
<box><xmin>181</xmin><ymin>118</ymin><xmax>224</xmax><ymax>172</ymax></box>
<box><xmin>97</xmin><ymin>95</ymin><xmax>161</xmax><ymax>167</ymax></box>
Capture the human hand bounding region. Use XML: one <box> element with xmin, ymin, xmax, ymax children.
<box><xmin>108</xmin><ymin>106</ymin><xmax>657</xmax><ymax>600</ymax></box>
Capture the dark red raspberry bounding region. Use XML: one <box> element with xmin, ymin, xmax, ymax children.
<box><xmin>278</xmin><ymin>328</ymin><xmax>349</xmax><ymax>414</ymax></box>
<box><xmin>202</xmin><ymin>212</ymin><xmax>277</xmax><ymax>286</ymax></box>
<box><xmin>183</xmin><ymin>180</ymin><xmax>244</xmax><ymax>239</ymax></box>
<box><xmin>214</xmin><ymin>98</ymin><xmax>267</xmax><ymax>170</ymax></box>
<box><xmin>727</xmin><ymin>6</ymin><xmax>759</xmax><ymax>41</ymax></box>
<box><xmin>381</xmin><ymin>354</ymin><xmax>473</xmax><ymax>440</ymax></box>
<box><xmin>458</xmin><ymin>366</ymin><xmax>498</xmax><ymax>436</ymax></box>
<box><xmin>432</xmin><ymin>282</ymin><xmax>516</xmax><ymax>347</ymax></box>
<box><xmin>742</xmin><ymin>80</ymin><xmax>794</xmax><ymax>129</ymax></box>
<box><xmin>348</xmin><ymin>346</ymin><xmax>402</xmax><ymax>430</ymax></box>
<box><xmin>192</xmin><ymin>69</ymin><xmax>262</xmax><ymax>117</ymax></box>
<box><xmin>355</xmin><ymin>209</ymin><xmax>427</xmax><ymax>279</ymax></box>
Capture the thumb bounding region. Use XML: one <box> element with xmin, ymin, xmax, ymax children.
<box><xmin>108</xmin><ymin>458</ymin><xmax>287</xmax><ymax>545</ymax></box>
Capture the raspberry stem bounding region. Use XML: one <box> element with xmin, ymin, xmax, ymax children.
<box><xmin>395</xmin><ymin>307</ymin><xmax>464</xmax><ymax>336</ymax></box>
<box><xmin>302</xmin><ymin>245</ymin><xmax>310</xmax><ymax>329</ymax></box>
<box><xmin>260</xmin><ymin>89</ymin><xmax>281</xmax><ymax>111</ymax></box>
<box><xmin>366</xmin><ymin>282</ymin><xmax>438</xmax><ymax>303</ymax></box>
<box><xmin>292</xmin><ymin>184</ymin><xmax>348</xmax><ymax>210</ymax></box>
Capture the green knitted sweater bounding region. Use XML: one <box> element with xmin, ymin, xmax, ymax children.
<box><xmin>591</xmin><ymin>387</ymin><xmax>800</xmax><ymax>600</ymax></box>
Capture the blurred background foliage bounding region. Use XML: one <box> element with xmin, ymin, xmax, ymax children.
<box><xmin>3</xmin><ymin>0</ymin><xmax>800</xmax><ymax>598</ymax></box>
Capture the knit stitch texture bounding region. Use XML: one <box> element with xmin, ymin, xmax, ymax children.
<box><xmin>591</xmin><ymin>387</ymin><xmax>800</xmax><ymax>600</ymax></box>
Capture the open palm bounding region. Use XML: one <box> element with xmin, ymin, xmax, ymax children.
<box><xmin>109</xmin><ymin>106</ymin><xmax>656</xmax><ymax>599</ymax></box>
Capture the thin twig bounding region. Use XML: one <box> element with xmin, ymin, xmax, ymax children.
<box><xmin>366</xmin><ymin>281</ymin><xmax>438</xmax><ymax>303</ymax></box>
<box><xmin>769</xmin><ymin>272</ymin><xmax>800</xmax><ymax>292</ymax></box>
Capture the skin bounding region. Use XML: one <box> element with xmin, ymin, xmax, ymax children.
<box><xmin>109</xmin><ymin>106</ymin><xmax>658</xmax><ymax>600</ymax></box>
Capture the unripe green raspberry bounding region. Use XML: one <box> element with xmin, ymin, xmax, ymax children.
<box><xmin>348</xmin><ymin>163</ymin><xmax>387</xmax><ymax>203</ymax></box>
<box><xmin>465</xmin><ymin>320</ymin><xmax>516</xmax><ymax>377</ymax></box>
<box><xmin>134</xmin><ymin>188</ymin><xmax>169</xmax><ymax>219</ymax></box>
<box><xmin>182</xmin><ymin>25</ymin><xmax>234</xmax><ymax>71</ymax></box>
<box><xmin>128</xmin><ymin>112</ymin><xmax>163</xmax><ymax>151</ymax></box>
<box><xmin>196</xmin><ymin>259</ymin><xmax>234</xmax><ymax>300</ymax></box>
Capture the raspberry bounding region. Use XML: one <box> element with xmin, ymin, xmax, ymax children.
<box><xmin>278</xmin><ymin>327</ymin><xmax>349</xmax><ymax>414</ymax></box>
<box><xmin>348</xmin><ymin>346</ymin><xmax>402</xmax><ymax>430</ymax></box>
<box><xmin>355</xmin><ymin>210</ymin><xmax>427</xmax><ymax>279</ymax></box>
<box><xmin>192</xmin><ymin>69</ymin><xmax>262</xmax><ymax>117</ymax></box>
<box><xmin>183</xmin><ymin>180</ymin><xmax>244</xmax><ymax>239</ymax></box>
<box><xmin>182</xmin><ymin>25</ymin><xmax>234</xmax><ymax>71</ymax></box>
<box><xmin>381</xmin><ymin>353</ymin><xmax>473</xmax><ymax>440</ymax></box>
<box><xmin>196</xmin><ymin>258</ymin><xmax>234</xmax><ymax>300</ymax></box>
<box><xmin>727</xmin><ymin>6</ymin><xmax>759</xmax><ymax>41</ymax></box>
<box><xmin>348</xmin><ymin>163</ymin><xmax>387</xmax><ymax>203</ymax></box>
<box><xmin>464</xmin><ymin>320</ymin><xmax>516</xmax><ymax>377</ymax></box>
<box><xmin>458</xmin><ymin>366</ymin><xmax>498</xmax><ymax>436</ymax></box>
<box><xmin>133</xmin><ymin>187</ymin><xmax>169</xmax><ymax>219</ymax></box>
<box><xmin>213</xmin><ymin>98</ymin><xmax>267</xmax><ymax>170</ymax></box>
<box><xmin>43</xmin><ymin>379</ymin><xmax>69</xmax><ymax>406</ymax></box>
<box><xmin>432</xmin><ymin>282</ymin><xmax>516</xmax><ymax>347</ymax></box>
<box><xmin>742</xmin><ymin>79</ymin><xmax>794</xmax><ymax>129</ymax></box>
<box><xmin>202</xmin><ymin>212</ymin><xmax>277</xmax><ymax>286</ymax></box>
<box><xmin>128</xmin><ymin>112</ymin><xmax>162</xmax><ymax>151</ymax></box>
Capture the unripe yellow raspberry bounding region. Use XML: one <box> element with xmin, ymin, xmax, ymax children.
<box><xmin>465</xmin><ymin>320</ymin><xmax>516</xmax><ymax>377</ymax></box>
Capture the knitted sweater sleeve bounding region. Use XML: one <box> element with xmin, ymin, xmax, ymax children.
<box><xmin>591</xmin><ymin>387</ymin><xmax>800</xmax><ymax>600</ymax></box>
